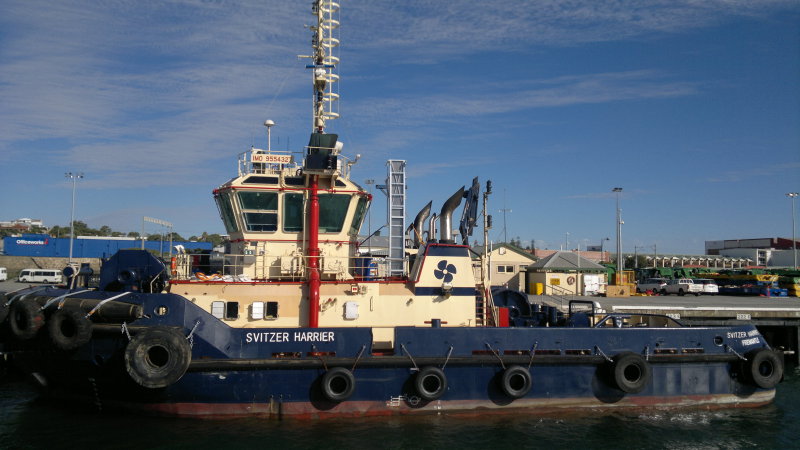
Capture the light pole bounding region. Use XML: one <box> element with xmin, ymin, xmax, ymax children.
<box><xmin>499</xmin><ymin>189</ymin><xmax>511</xmax><ymax>243</ymax></box>
<box><xmin>788</xmin><ymin>192</ymin><xmax>798</xmax><ymax>270</ymax></box>
<box><xmin>612</xmin><ymin>187</ymin><xmax>624</xmax><ymax>275</ymax></box>
<box><xmin>65</xmin><ymin>172</ymin><xmax>84</xmax><ymax>264</ymax></box>
<box><xmin>600</xmin><ymin>237</ymin><xmax>610</xmax><ymax>261</ymax></box>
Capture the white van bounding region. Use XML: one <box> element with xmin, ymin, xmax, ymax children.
<box><xmin>0</xmin><ymin>267</ymin><xmax>7</xmax><ymax>282</ymax></box>
<box><xmin>18</xmin><ymin>268</ymin><xmax>63</xmax><ymax>284</ymax></box>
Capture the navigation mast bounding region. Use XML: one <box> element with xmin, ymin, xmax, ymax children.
<box><xmin>302</xmin><ymin>0</ymin><xmax>342</xmax><ymax>329</ymax></box>
<box><xmin>306</xmin><ymin>0</ymin><xmax>340</xmax><ymax>133</ymax></box>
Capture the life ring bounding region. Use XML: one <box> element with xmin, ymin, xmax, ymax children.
<box><xmin>124</xmin><ymin>327</ymin><xmax>191</xmax><ymax>389</ymax></box>
<box><xmin>47</xmin><ymin>306</ymin><xmax>92</xmax><ymax>351</ymax></box>
<box><xmin>609</xmin><ymin>352</ymin><xmax>651</xmax><ymax>393</ymax></box>
<box><xmin>744</xmin><ymin>348</ymin><xmax>783</xmax><ymax>389</ymax></box>
<box><xmin>498</xmin><ymin>365</ymin><xmax>532</xmax><ymax>398</ymax></box>
<box><xmin>170</xmin><ymin>257</ymin><xmax>177</xmax><ymax>277</ymax></box>
<box><xmin>9</xmin><ymin>299</ymin><xmax>46</xmax><ymax>340</ymax></box>
<box><xmin>567</xmin><ymin>276</ymin><xmax>576</xmax><ymax>285</ymax></box>
<box><xmin>321</xmin><ymin>367</ymin><xmax>356</xmax><ymax>402</ymax></box>
<box><xmin>414</xmin><ymin>366</ymin><xmax>448</xmax><ymax>401</ymax></box>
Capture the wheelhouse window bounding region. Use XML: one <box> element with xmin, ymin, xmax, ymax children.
<box><xmin>214</xmin><ymin>191</ymin><xmax>239</xmax><ymax>233</ymax></box>
<box><xmin>349</xmin><ymin>197</ymin><xmax>368</xmax><ymax>235</ymax></box>
<box><xmin>283</xmin><ymin>193</ymin><xmax>304</xmax><ymax>232</ymax></box>
<box><xmin>238</xmin><ymin>191</ymin><xmax>278</xmax><ymax>232</ymax></box>
<box><xmin>318</xmin><ymin>194</ymin><xmax>350</xmax><ymax>233</ymax></box>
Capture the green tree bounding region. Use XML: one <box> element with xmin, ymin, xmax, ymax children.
<box><xmin>205</xmin><ymin>234</ymin><xmax>225</xmax><ymax>246</ymax></box>
<box><xmin>167</xmin><ymin>232</ymin><xmax>185</xmax><ymax>241</ymax></box>
<box><xmin>29</xmin><ymin>225</ymin><xmax>48</xmax><ymax>234</ymax></box>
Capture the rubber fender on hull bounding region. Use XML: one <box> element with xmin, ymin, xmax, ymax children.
<box><xmin>0</xmin><ymin>300</ymin><xmax>9</xmax><ymax>324</ymax></box>
<box><xmin>498</xmin><ymin>365</ymin><xmax>533</xmax><ymax>399</ymax></box>
<box><xmin>125</xmin><ymin>327</ymin><xmax>191</xmax><ymax>389</ymax></box>
<box><xmin>9</xmin><ymin>299</ymin><xmax>45</xmax><ymax>340</ymax></box>
<box><xmin>321</xmin><ymin>367</ymin><xmax>356</xmax><ymax>402</ymax></box>
<box><xmin>609</xmin><ymin>352</ymin><xmax>651</xmax><ymax>394</ymax></box>
<box><xmin>47</xmin><ymin>307</ymin><xmax>93</xmax><ymax>351</ymax></box>
<box><xmin>744</xmin><ymin>348</ymin><xmax>784</xmax><ymax>389</ymax></box>
<box><xmin>414</xmin><ymin>366</ymin><xmax>448</xmax><ymax>401</ymax></box>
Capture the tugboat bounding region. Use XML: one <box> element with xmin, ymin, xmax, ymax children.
<box><xmin>0</xmin><ymin>1</ymin><xmax>784</xmax><ymax>418</ymax></box>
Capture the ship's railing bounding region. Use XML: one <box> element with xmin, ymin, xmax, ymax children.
<box><xmin>172</xmin><ymin>252</ymin><xmax>402</xmax><ymax>282</ymax></box>
<box><xmin>235</xmin><ymin>148</ymin><xmax>359</xmax><ymax>180</ymax></box>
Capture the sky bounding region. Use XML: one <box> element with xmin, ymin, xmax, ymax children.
<box><xmin>1</xmin><ymin>0</ymin><xmax>798</xmax><ymax>255</ymax></box>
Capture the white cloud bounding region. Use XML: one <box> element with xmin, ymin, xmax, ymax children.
<box><xmin>0</xmin><ymin>0</ymin><xmax>796</xmax><ymax>192</ymax></box>
<box><xmin>345</xmin><ymin>70</ymin><xmax>698</xmax><ymax>129</ymax></box>
<box><xmin>345</xmin><ymin>0</ymin><xmax>799</xmax><ymax>60</ymax></box>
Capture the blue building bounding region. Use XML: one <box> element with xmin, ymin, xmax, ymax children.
<box><xmin>3</xmin><ymin>234</ymin><xmax>212</xmax><ymax>258</ymax></box>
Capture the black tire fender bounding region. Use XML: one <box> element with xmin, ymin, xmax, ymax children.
<box><xmin>9</xmin><ymin>299</ymin><xmax>45</xmax><ymax>340</ymax></box>
<box><xmin>321</xmin><ymin>367</ymin><xmax>355</xmax><ymax>402</ymax></box>
<box><xmin>0</xmin><ymin>299</ymin><xmax>9</xmax><ymax>325</ymax></box>
<box><xmin>414</xmin><ymin>366</ymin><xmax>448</xmax><ymax>401</ymax></box>
<box><xmin>47</xmin><ymin>307</ymin><xmax>92</xmax><ymax>351</ymax></box>
<box><xmin>498</xmin><ymin>365</ymin><xmax>532</xmax><ymax>399</ymax></box>
<box><xmin>125</xmin><ymin>327</ymin><xmax>191</xmax><ymax>389</ymax></box>
<box><xmin>745</xmin><ymin>348</ymin><xmax>784</xmax><ymax>389</ymax></box>
<box><xmin>610</xmin><ymin>352</ymin><xmax>651</xmax><ymax>394</ymax></box>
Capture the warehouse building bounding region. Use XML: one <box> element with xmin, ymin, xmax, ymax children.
<box><xmin>3</xmin><ymin>234</ymin><xmax>211</xmax><ymax>258</ymax></box>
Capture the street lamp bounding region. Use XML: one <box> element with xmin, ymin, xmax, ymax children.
<box><xmin>600</xmin><ymin>237</ymin><xmax>610</xmax><ymax>261</ymax></box>
<box><xmin>65</xmin><ymin>172</ymin><xmax>84</xmax><ymax>264</ymax></box>
<box><xmin>788</xmin><ymin>192</ymin><xmax>799</xmax><ymax>270</ymax></box>
<box><xmin>612</xmin><ymin>187</ymin><xmax>624</xmax><ymax>273</ymax></box>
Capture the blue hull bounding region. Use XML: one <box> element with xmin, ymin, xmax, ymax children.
<box><xmin>2</xmin><ymin>286</ymin><xmax>781</xmax><ymax>418</ymax></box>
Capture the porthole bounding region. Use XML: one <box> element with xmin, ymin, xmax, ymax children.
<box><xmin>713</xmin><ymin>336</ymin><xmax>724</xmax><ymax>346</ymax></box>
<box><xmin>155</xmin><ymin>305</ymin><xmax>169</xmax><ymax>316</ymax></box>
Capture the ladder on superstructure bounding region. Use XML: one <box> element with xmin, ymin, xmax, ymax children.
<box><xmin>387</xmin><ymin>160</ymin><xmax>406</xmax><ymax>276</ymax></box>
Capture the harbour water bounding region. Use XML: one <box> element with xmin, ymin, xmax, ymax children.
<box><xmin>1</xmin><ymin>365</ymin><xmax>797</xmax><ymax>449</ymax></box>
